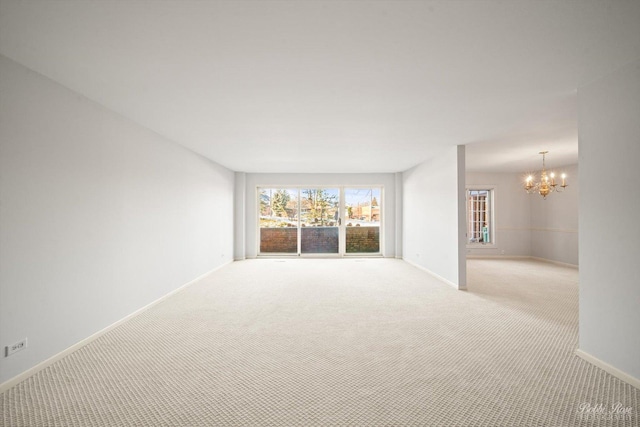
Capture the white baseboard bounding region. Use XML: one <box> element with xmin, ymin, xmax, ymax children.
<box><xmin>466</xmin><ymin>255</ymin><xmax>530</xmax><ymax>260</ymax></box>
<box><xmin>466</xmin><ymin>255</ymin><xmax>579</xmax><ymax>269</ymax></box>
<box><xmin>0</xmin><ymin>261</ymin><xmax>233</xmax><ymax>394</ymax></box>
<box><xmin>403</xmin><ymin>258</ymin><xmax>465</xmax><ymax>290</ymax></box>
<box><xmin>575</xmin><ymin>349</ymin><xmax>640</xmax><ymax>389</ymax></box>
<box><xmin>529</xmin><ymin>256</ymin><xmax>578</xmax><ymax>269</ymax></box>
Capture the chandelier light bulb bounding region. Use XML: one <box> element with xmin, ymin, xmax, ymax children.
<box><xmin>523</xmin><ymin>151</ymin><xmax>568</xmax><ymax>198</ymax></box>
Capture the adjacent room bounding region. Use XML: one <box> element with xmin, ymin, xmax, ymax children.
<box><xmin>1</xmin><ymin>1</ymin><xmax>639</xmax><ymax>425</ymax></box>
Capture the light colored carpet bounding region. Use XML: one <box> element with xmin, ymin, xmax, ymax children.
<box><xmin>1</xmin><ymin>258</ymin><xmax>638</xmax><ymax>426</ymax></box>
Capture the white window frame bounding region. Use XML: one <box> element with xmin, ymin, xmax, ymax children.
<box><xmin>466</xmin><ymin>185</ymin><xmax>496</xmax><ymax>247</ymax></box>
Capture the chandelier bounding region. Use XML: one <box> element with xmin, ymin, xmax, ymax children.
<box><xmin>524</xmin><ymin>151</ymin><xmax>567</xmax><ymax>198</ymax></box>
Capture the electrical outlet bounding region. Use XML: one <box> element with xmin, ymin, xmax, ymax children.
<box><xmin>5</xmin><ymin>338</ymin><xmax>27</xmax><ymax>357</ymax></box>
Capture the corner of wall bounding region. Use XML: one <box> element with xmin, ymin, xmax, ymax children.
<box><xmin>234</xmin><ymin>172</ymin><xmax>246</xmax><ymax>260</ymax></box>
<box><xmin>457</xmin><ymin>145</ymin><xmax>467</xmax><ymax>289</ymax></box>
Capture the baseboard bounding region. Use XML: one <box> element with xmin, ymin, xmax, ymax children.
<box><xmin>466</xmin><ymin>255</ymin><xmax>579</xmax><ymax>269</ymax></box>
<box><xmin>403</xmin><ymin>258</ymin><xmax>465</xmax><ymax>290</ymax></box>
<box><xmin>529</xmin><ymin>256</ymin><xmax>578</xmax><ymax>269</ymax></box>
<box><xmin>0</xmin><ymin>260</ymin><xmax>233</xmax><ymax>394</ymax></box>
<box><xmin>466</xmin><ymin>255</ymin><xmax>530</xmax><ymax>260</ymax></box>
<box><xmin>575</xmin><ymin>349</ymin><xmax>640</xmax><ymax>390</ymax></box>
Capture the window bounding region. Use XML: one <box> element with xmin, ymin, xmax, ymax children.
<box><xmin>466</xmin><ymin>188</ymin><xmax>494</xmax><ymax>245</ymax></box>
<box><xmin>344</xmin><ymin>188</ymin><xmax>381</xmax><ymax>253</ymax></box>
<box><xmin>257</xmin><ymin>186</ymin><xmax>382</xmax><ymax>255</ymax></box>
<box><xmin>259</xmin><ymin>188</ymin><xmax>299</xmax><ymax>254</ymax></box>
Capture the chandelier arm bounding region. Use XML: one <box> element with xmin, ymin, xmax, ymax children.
<box><xmin>524</xmin><ymin>151</ymin><xmax>567</xmax><ymax>198</ymax></box>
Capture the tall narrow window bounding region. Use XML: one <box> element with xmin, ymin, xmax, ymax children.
<box><xmin>300</xmin><ymin>188</ymin><xmax>340</xmax><ymax>254</ymax></box>
<box><xmin>467</xmin><ymin>189</ymin><xmax>494</xmax><ymax>245</ymax></box>
<box><xmin>344</xmin><ymin>188</ymin><xmax>381</xmax><ymax>253</ymax></box>
<box><xmin>259</xmin><ymin>188</ymin><xmax>299</xmax><ymax>253</ymax></box>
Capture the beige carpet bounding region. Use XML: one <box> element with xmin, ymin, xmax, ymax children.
<box><xmin>1</xmin><ymin>258</ymin><xmax>638</xmax><ymax>426</ymax></box>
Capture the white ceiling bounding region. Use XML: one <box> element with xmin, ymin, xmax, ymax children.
<box><xmin>1</xmin><ymin>1</ymin><xmax>639</xmax><ymax>173</ymax></box>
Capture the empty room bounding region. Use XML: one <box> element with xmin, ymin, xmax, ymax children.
<box><xmin>1</xmin><ymin>1</ymin><xmax>639</xmax><ymax>426</ymax></box>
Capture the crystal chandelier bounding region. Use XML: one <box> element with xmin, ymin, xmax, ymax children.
<box><xmin>524</xmin><ymin>151</ymin><xmax>568</xmax><ymax>198</ymax></box>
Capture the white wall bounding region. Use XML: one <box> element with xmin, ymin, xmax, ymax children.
<box><xmin>242</xmin><ymin>173</ymin><xmax>397</xmax><ymax>258</ymax></box>
<box><xmin>578</xmin><ymin>60</ymin><xmax>640</xmax><ymax>381</ymax></box>
<box><xmin>394</xmin><ymin>171</ymin><xmax>403</xmax><ymax>259</ymax></box>
<box><xmin>403</xmin><ymin>146</ymin><xmax>466</xmax><ymax>289</ymax></box>
<box><xmin>0</xmin><ymin>55</ymin><xmax>234</xmax><ymax>384</ymax></box>
<box><xmin>465</xmin><ymin>171</ymin><xmax>532</xmax><ymax>257</ymax></box>
<box><xmin>530</xmin><ymin>163</ymin><xmax>579</xmax><ymax>266</ymax></box>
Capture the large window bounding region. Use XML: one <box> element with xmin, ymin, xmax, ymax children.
<box><xmin>467</xmin><ymin>188</ymin><xmax>494</xmax><ymax>245</ymax></box>
<box><xmin>258</xmin><ymin>187</ymin><xmax>382</xmax><ymax>255</ymax></box>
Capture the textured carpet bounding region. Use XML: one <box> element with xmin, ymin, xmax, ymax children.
<box><xmin>1</xmin><ymin>258</ymin><xmax>638</xmax><ymax>426</ymax></box>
